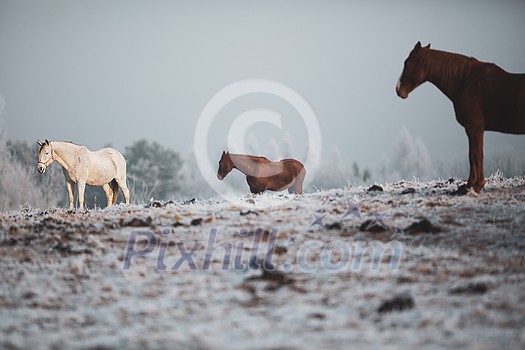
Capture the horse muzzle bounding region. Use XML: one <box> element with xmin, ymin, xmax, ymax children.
<box><xmin>397</xmin><ymin>90</ymin><xmax>408</xmax><ymax>99</ymax></box>
<box><xmin>37</xmin><ymin>162</ymin><xmax>47</xmax><ymax>174</ymax></box>
<box><xmin>396</xmin><ymin>80</ymin><xmax>409</xmax><ymax>99</ymax></box>
<box><xmin>217</xmin><ymin>173</ymin><xmax>224</xmax><ymax>181</ymax></box>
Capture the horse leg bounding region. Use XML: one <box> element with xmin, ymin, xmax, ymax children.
<box><xmin>249</xmin><ymin>183</ymin><xmax>262</xmax><ymax>194</ymax></box>
<box><xmin>288</xmin><ymin>178</ymin><xmax>299</xmax><ymax>194</ymax></box>
<box><xmin>66</xmin><ymin>180</ymin><xmax>75</xmax><ymax>209</ymax></box>
<box><xmin>115</xmin><ymin>177</ymin><xmax>130</xmax><ymax>205</ymax></box>
<box><xmin>247</xmin><ymin>176</ymin><xmax>263</xmax><ymax>194</ymax></box>
<box><xmin>77</xmin><ymin>181</ymin><xmax>86</xmax><ymax>210</ymax></box>
<box><xmin>297</xmin><ymin>168</ymin><xmax>306</xmax><ymax>193</ymax></box>
<box><xmin>110</xmin><ymin>179</ymin><xmax>119</xmax><ymax>205</ymax></box>
<box><xmin>474</xmin><ymin>132</ymin><xmax>486</xmax><ymax>192</ymax></box>
<box><xmin>289</xmin><ymin>169</ymin><xmax>306</xmax><ymax>194</ymax></box>
<box><xmin>102</xmin><ymin>183</ymin><xmax>113</xmax><ymax>207</ymax></box>
<box><xmin>466</xmin><ymin>126</ymin><xmax>485</xmax><ymax>193</ymax></box>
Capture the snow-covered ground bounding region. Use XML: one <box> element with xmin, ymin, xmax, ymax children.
<box><xmin>1</xmin><ymin>175</ymin><xmax>525</xmax><ymax>349</ymax></box>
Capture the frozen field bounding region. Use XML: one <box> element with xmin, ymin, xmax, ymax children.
<box><xmin>1</xmin><ymin>175</ymin><xmax>525</xmax><ymax>349</ymax></box>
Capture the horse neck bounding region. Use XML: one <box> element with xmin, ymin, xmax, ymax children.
<box><xmin>229</xmin><ymin>154</ymin><xmax>261</xmax><ymax>175</ymax></box>
<box><xmin>51</xmin><ymin>141</ymin><xmax>81</xmax><ymax>171</ymax></box>
<box><xmin>423</xmin><ymin>49</ymin><xmax>473</xmax><ymax>100</ymax></box>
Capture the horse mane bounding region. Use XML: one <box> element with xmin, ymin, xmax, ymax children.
<box><xmin>229</xmin><ymin>153</ymin><xmax>271</xmax><ymax>163</ymax></box>
<box><xmin>62</xmin><ymin>140</ymin><xmax>81</xmax><ymax>146</ymax></box>
<box><xmin>423</xmin><ymin>49</ymin><xmax>477</xmax><ymax>83</ymax></box>
<box><xmin>39</xmin><ymin>140</ymin><xmax>83</xmax><ymax>152</ymax></box>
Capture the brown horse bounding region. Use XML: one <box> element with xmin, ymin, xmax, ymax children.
<box><xmin>217</xmin><ymin>151</ymin><xmax>306</xmax><ymax>194</ymax></box>
<box><xmin>396</xmin><ymin>41</ymin><xmax>525</xmax><ymax>193</ymax></box>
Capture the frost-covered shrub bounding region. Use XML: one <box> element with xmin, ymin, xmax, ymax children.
<box><xmin>177</xmin><ymin>146</ymin><xmax>216</xmax><ymax>199</ymax></box>
<box><xmin>484</xmin><ymin>147</ymin><xmax>525</xmax><ymax>178</ymax></box>
<box><xmin>309</xmin><ymin>145</ymin><xmax>372</xmax><ymax>190</ymax></box>
<box><xmin>0</xmin><ymin>99</ymin><xmax>62</xmax><ymax>210</ymax></box>
<box><xmin>310</xmin><ymin>146</ymin><xmax>350</xmax><ymax>190</ymax></box>
<box><xmin>440</xmin><ymin>147</ymin><xmax>525</xmax><ymax>180</ymax></box>
<box><xmin>390</xmin><ymin>127</ymin><xmax>433</xmax><ymax>180</ymax></box>
<box><xmin>124</xmin><ymin>139</ymin><xmax>183</xmax><ymax>203</ymax></box>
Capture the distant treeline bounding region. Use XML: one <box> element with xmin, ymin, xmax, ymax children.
<box><xmin>1</xmin><ymin>130</ymin><xmax>523</xmax><ymax>211</ymax></box>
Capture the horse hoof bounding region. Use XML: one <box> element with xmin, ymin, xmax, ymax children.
<box><xmin>473</xmin><ymin>187</ymin><xmax>483</xmax><ymax>194</ymax></box>
<box><xmin>451</xmin><ymin>184</ymin><xmax>470</xmax><ymax>196</ymax></box>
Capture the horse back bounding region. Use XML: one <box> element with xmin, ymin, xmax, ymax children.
<box><xmin>96</xmin><ymin>147</ymin><xmax>125</xmax><ymax>159</ymax></box>
<box><xmin>251</xmin><ymin>155</ymin><xmax>272</xmax><ymax>163</ymax></box>
<box><xmin>92</xmin><ymin>148</ymin><xmax>127</xmax><ymax>171</ymax></box>
<box><xmin>280</xmin><ymin>159</ymin><xmax>305</xmax><ymax>176</ymax></box>
<box><xmin>470</xmin><ymin>63</ymin><xmax>525</xmax><ymax>133</ymax></box>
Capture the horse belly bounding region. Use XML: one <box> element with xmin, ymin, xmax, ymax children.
<box><xmin>86</xmin><ymin>171</ymin><xmax>115</xmax><ymax>186</ymax></box>
<box><xmin>267</xmin><ymin>173</ymin><xmax>294</xmax><ymax>192</ymax></box>
<box><xmin>265</xmin><ymin>161</ymin><xmax>302</xmax><ymax>192</ymax></box>
<box><xmin>86</xmin><ymin>159</ymin><xmax>117</xmax><ymax>186</ymax></box>
<box><xmin>484</xmin><ymin>93</ymin><xmax>525</xmax><ymax>134</ymax></box>
<box><xmin>485</xmin><ymin>113</ymin><xmax>525</xmax><ymax>134</ymax></box>
<box><xmin>483</xmin><ymin>73</ymin><xmax>525</xmax><ymax>134</ymax></box>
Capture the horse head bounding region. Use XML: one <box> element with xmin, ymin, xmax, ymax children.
<box><xmin>217</xmin><ymin>151</ymin><xmax>233</xmax><ymax>180</ymax></box>
<box><xmin>37</xmin><ymin>139</ymin><xmax>54</xmax><ymax>174</ymax></box>
<box><xmin>396</xmin><ymin>41</ymin><xmax>431</xmax><ymax>99</ymax></box>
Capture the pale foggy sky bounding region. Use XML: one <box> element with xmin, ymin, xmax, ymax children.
<box><xmin>0</xmin><ymin>0</ymin><xmax>524</xmax><ymax>172</ymax></box>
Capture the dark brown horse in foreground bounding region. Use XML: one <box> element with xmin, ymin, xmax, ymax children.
<box><xmin>217</xmin><ymin>151</ymin><xmax>306</xmax><ymax>194</ymax></box>
<box><xmin>397</xmin><ymin>41</ymin><xmax>525</xmax><ymax>193</ymax></box>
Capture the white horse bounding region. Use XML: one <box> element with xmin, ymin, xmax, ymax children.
<box><xmin>37</xmin><ymin>139</ymin><xmax>130</xmax><ymax>209</ymax></box>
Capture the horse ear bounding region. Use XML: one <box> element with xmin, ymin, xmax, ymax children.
<box><xmin>222</xmin><ymin>150</ymin><xmax>226</xmax><ymax>155</ymax></box>
<box><xmin>424</xmin><ymin>43</ymin><xmax>431</xmax><ymax>49</ymax></box>
<box><xmin>45</xmin><ymin>139</ymin><xmax>50</xmax><ymax>145</ymax></box>
<box><xmin>37</xmin><ymin>141</ymin><xmax>43</xmax><ymax>147</ymax></box>
<box><xmin>414</xmin><ymin>41</ymin><xmax>422</xmax><ymax>50</ymax></box>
